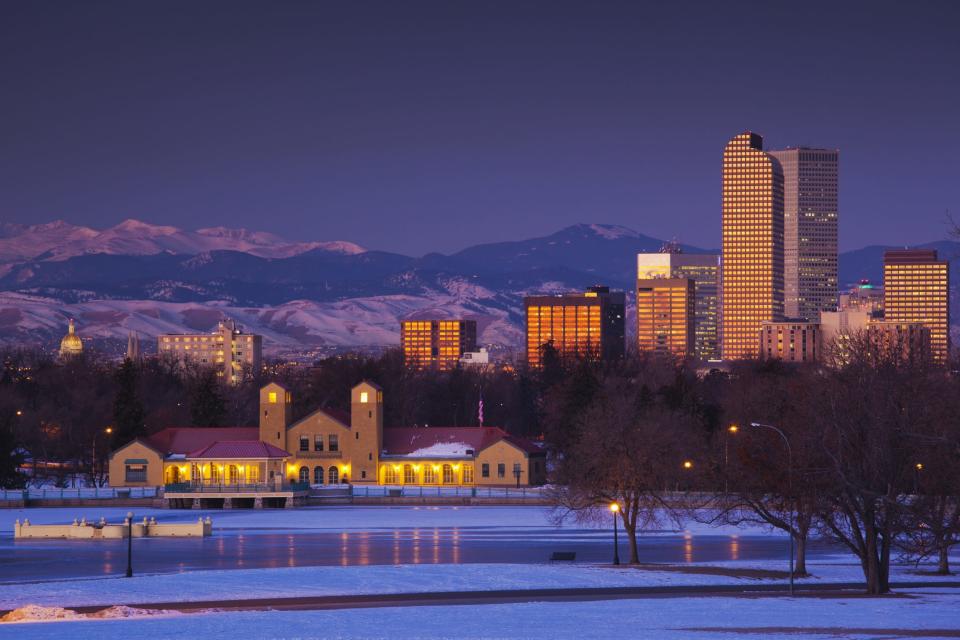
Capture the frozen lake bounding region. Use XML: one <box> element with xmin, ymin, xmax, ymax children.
<box><xmin>1</xmin><ymin>505</ymin><xmax>837</xmax><ymax>582</ymax></box>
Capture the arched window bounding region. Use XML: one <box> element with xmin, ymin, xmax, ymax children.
<box><xmin>228</xmin><ymin>465</ymin><xmax>238</xmax><ymax>485</ymax></box>
<box><xmin>424</xmin><ymin>465</ymin><xmax>436</xmax><ymax>484</ymax></box>
<box><xmin>442</xmin><ymin>464</ymin><xmax>454</xmax><ymax>484</ymax></box>
<box><xmin>314</xmin><ymin>466</ymin><xmax>324</xmax><ymax>485</ymax></box>
<box><xmin>298</xmin><ymin>466</ymin><xmax>309</xmax><ymax>483</ymax></box>
<box><xmin>403</xmin><ymin>464</ymin><xmax>415</xmax><ymax>484</ymax></box>
<box><xmin>384</xmin><ymin>465</ymin><xmax>397</xmax><ymax>484</ymax></box>
<box><xmin>328</xmin><ymin>466</ymin><xmax>339</xmax><ymax>484</ymax></box>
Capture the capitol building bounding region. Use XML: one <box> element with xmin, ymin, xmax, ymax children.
<box><xmin>59</xmin><ymin>319</ymin><xmax>83</xmax><ymax>359</ymax></box>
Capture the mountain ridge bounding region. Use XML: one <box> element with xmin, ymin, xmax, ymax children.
<box><xmin>0</xmin><ymin>219</ymin><xmax>955</xmax><ymax>354</ymax></box>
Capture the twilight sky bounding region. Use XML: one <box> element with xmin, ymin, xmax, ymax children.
<box><xmin>2</xmin><ymin>1</ymin><xmax>958</xmax><ymax>255</ymax></box>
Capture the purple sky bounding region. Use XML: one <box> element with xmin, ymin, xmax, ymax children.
<box><xmin>2</xmin><ymin>1</ymin><xmax>958</xmax><ymax>255</ymax></box>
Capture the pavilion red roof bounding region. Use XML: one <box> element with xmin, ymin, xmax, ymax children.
<box><xmin>187</xmin><ymin>440</ymin><xmax>290</xmax><ymax>460</ymax></box>
<box><xmin>145</xmin><ymin>427</ymin><xmax>259</xmax><ymax>456</ymax></box>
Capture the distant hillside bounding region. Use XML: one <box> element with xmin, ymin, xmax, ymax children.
<box><xmin>0</xmin><ymin>218</ymin><xmax>954</xmax><ymax>353</ymax></box>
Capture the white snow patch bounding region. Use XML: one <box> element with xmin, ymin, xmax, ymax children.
<box><xmin>401</xmin><ymin>442</ymin><xmax>474</xmax><ymax>458</ymax></box>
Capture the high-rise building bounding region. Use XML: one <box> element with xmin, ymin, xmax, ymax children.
<box><xmin>768</xmin><ymin>147</ymin><xmax>839</xmax><ymax>320</ymax></box>
<box><xmin>636</xmin><ymin>277</ymin><xmax>696</xmax><ymax>359</ymax></box>
<box><xmin>883</xmin><ymin>249</ymin><xmax>950</xmax><ymax>362</ymax></box>
<box><xmin>839</xmin><ymin>279</ymin><xmax>884</xmax><ymax>315</ymax></box>
<box><xmin>158</xmin><ymin>318</ymin><xmax>263</xmax><ymax>383</ymax></box>
<box><xmin>524</xmin><ymin>286</ymin><xmax>625</xmax><ymax>367</ymax></box>
<box><xmin>721</xmin><ymin>132</ymin><xmax>785</xmax><ymax>359</ymax></box>
<box><xmin>759</xmin><ymin>320</ymin><xmax>821</xmax><ymax>363</ymax></box>
<box><xmin>400</xmin><ymin>319</ymin><xmax>478</xmax><ymax>370</ymax></box>
<box><xmin>126</xmin><ymin>331</ymin><xmax>141</xmax><ymax>362</ymax></box>
<box><xmin>637</xmin><ymin>251</ymin><xmax>720</xmax><ymax>359</ymax></box>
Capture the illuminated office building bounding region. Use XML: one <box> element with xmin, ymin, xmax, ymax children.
<box><xmin>400</xmin><ymin>319</ymin><xmax>477</xmax><ymax>370</ymax></box>
<box><xmin>636</xmin><ymin>277</ymin><xmax>695</xmax><ymax>359</ymax></box>
<box><xmin>768</xmin><ymin>147</ymin><xmax>839</xmax><ymax>320</ymax></box>
<box><xmin>637</xmin><ymin>250</ymin><xmax>719</xmax><ymax>359</ymax></box>
<box><xmin>158</xmin><ymin>319</ymin><xmax>262</xmax><ymax>383</ymax></box>
<box><xmin>759</xmin><ymin>320</ymin><xmax>820</xmax><ymax>363</ymax></box>
<box><xmin>524</xmin><ymin>286</ymin><xmax>625</xmax><ymax>367</ymax></box>
<box><xmin>883</xmin><ymin>249</ymin><xmax>950</xmax><ymax>362</ymax></box>
<box><xmin>721</xmin><ymin>131</ymin><xmax>785</xmax><ymax>359</ymax></box>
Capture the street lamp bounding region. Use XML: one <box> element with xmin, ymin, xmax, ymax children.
<box><xmin>749</xmin><ymin>422</ymin><xmax>794</xmax><ymax>596</ymax></box>
<box><xmin>725</xmin><ymin>424</ymin><xmax>739</xmax><ymax>493</ymax></box>
<box><xmin>609</xmin><ymin>502</ymin><xmax>621</xmax><ymax>565</ymax></box>
<box><xmin>91</xmin><ymin>426</ymin><xmax>113</xmax><ymax>484</ymax></box>
<box><xmin>125</xmin><ymin>511</ymin><xmax>134</xmax><ymax>578</ymax></box>
<box><xmin>915</xmin><ymin>463</ymin><xmax>923</xmax><ymax>494</ymax></box>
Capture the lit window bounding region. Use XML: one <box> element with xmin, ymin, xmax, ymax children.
<box><xmin>360</xmin><ymin>391</ymin><xmax>369</xmax><ymax>403</ymax></box>
<box><xmin>268</xmin><ymin>391</ymin><xmax>277</xmax><ymax>404</ymax></box>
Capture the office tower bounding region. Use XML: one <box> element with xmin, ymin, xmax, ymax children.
<box><xmin>839</xmin><ymin>279</ymin><xmax>884</xmax><ymax>314</ymax></box>
<box><xmin>883</xmin><ymin>249</ymin><xmax>950</xmax><ymax>362</ymax></box>
<box><xmin>768</xmin><ymin>147</ymin><xmax>839</xmax><ymax>320</ymax></box>
<box><xmin>158</xmin><ymin>318</ymin><xmax>262</xmax><ymax>383</ymax></box>
<box><xmin>759</xmin><ymin>320</ymin><xmax>820</xmax><ymax>363</ymax></box>
<box><xmin>400</xmin><ymin>319</ymin><xmax>478</xmax><ymax>370</ymax></box>
<box><xmin>524</xmin><ymin>286</ymin><xmax>625</xmax><ymax>367</ymax></box>
<box><xmin>637</xmin><ymin>250</ymin><xmax>720</xmax><ymax>359</ymax></box>
<box><xmin>636</xmin><ymin>277</ymin><xmax>696</xmax><ymax>359</ymax></box>
<box><xmin>721</xmin><ymin>132</ymin><xmax>785</xmax><ymax>359</ymax></box>
<box><xmin>126</xmin><ymin>331</ymin><xmax>141</xmax><ymax>362</ymax></box>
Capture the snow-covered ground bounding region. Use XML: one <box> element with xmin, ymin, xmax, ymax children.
<box><xmin>4</xmin><ymin>591</ymin><xmax>960</xmax><ymax>639</ymax></box>
<box><xmin>4</xmin><ymin>505</ymin><xmax>958</xmax><ymax>637</ymax></box>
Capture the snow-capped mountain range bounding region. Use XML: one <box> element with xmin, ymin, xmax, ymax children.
<box><xmin>0</xmin><ymin>219</ymin><xmax>363</xmax><ymax>265</ymax></box>
<box><xmin>0</xmin><ymin>219</ymin><xmax>955</xmax><ymax>355</ymax></box>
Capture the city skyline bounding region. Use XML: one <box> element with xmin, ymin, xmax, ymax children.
<box><xmin>2</xmin><ymin>1</ymin><xmax>957</xmax><ymax>255</ymax></box>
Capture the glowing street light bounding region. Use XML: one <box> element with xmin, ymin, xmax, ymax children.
<box><xmin>749</xmin><ymin>422</ymin><xmax>794</xmax><ymax>596</ymax></box>
<box><xmin>609</xmin><ymin>502</ymin><xmax>621</xmax><ymax>566</ymax></box>
<box><xmin>725</xmin><ymin>424</ymin><xmax>739</xmax><ymax>492</ymax></box>
<box><xmin>682</xmin><ymin>460</ymin><xmax>693</xmax><ymax>470</ymax></box>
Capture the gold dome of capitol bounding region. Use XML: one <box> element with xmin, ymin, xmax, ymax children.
<box><xmin>59</xmin><ymin>319</ymin><xmax>83</xmax><ymax>357</ymax></box>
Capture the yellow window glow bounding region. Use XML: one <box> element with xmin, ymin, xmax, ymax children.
<box><xmin>360</xmin><ymin>391</ymin><xmax>369</xmax><ymax>403</ymax></box>
<box><xmin>268</xmin><ymin>391</ymin><xmax>278</xmax><ymax>404</ymax></box>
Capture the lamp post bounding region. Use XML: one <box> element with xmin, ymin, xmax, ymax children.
<box><xmin>749</xmin><ymin>422</ymin><xmax>794</xmax><ymax>596</ymax></box>
<box><xmin>725</xmin><ymin>424</ymin><xmax>739</xmax><ymax>493</ymax></box>
<box><xmin>125</xmin><ymin>511</ymin><xmax>134</xmax><ymax>578</ymax></box>
<box><xmin>610</xmin><ymin>502</ymin><xmax>621</xmax><ymax>565</ymax></box>
<box><xmin>915</xmin><ymin>463</ymin><xmax>923</xmax><ymax>495</ymax></box>
<box><xmin>91</xmin><ymin>426</ymin><xmax>113</xmax><ymax>484</ymax></box>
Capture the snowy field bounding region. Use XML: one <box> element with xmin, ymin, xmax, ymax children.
<box><xmin>4</xmin><ymin>591</ymin><xmax>960</xmax><ymax>640</ymax></box>
<box><xmin>3</xmin><ymin>505</ymin><xmax>959</xmax><ymax>638</ymax></box>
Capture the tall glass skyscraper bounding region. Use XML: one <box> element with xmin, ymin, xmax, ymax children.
<box><xmin>768</xmin><ymin>147</ymin><xmax>839</xmax><ymax>321</ymax></box>
<box><xmin>637</xmin><ymin>251</ymin><xmax>720</xmax><ymax>360</ymax></box>
<box><xmin>883</xmin><ymin>249</ymin><xmax>950</xmax><ymax>363</ymax></box>
<box><xmin>721</xmin><ymin>132</ymin><xmax>785</xmax><ymax>360</ymax></box>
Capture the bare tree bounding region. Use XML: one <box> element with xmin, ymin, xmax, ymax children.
<box><xmin>812</xmin><ymin>333</ymin><xmax>938</xmax><ymax>594</ymax></box>
<box><xmin>551</xmin><ymin>370</ymin><xmax>706</xmax><ymax>563</ymax></box>
<box><xmin>703</xmin><ymin>362</ymin><xmax>826</xmax><ymax>576</ymax></box>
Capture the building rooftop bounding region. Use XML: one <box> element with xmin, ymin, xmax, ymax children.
<box><xmin>187</xmin><ymin>440</ymin><xmax>290</xmax><ymax>460</ymax></box>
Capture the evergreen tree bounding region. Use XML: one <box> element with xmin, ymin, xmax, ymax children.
<box><xmin>0</xmin><ymin>411</ymin><xmax>25</xmax><ymax>488</ymax></box>
<box><xmin>112</xmin><ymin>358</ymin><xmax>146</xmax><ymax>443</ymax></box>
<box><xmin>190</xmin><ymin>369</ymin><xmax>227</xmax><ymax>427</ymax></box>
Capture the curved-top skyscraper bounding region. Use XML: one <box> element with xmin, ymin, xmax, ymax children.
<box><xmin>721</xmin><ymin>132</ymin><xmax>784</xmax><ymax>360</ymax></box>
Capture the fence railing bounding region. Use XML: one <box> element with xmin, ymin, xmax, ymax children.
<box><xmin>351</xmin><ymin>485</ymin><xmax>548</xmax><ymax>500</ymax></box>
<box><xmin>164</xmin><ymin>482</ymin><xmax>311</xmax><ymax>494</ymax></box>
<box><xmin>0</xmin><ymin>486</ymin><xmax>160</xmax><ymax>501</ymax></box>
